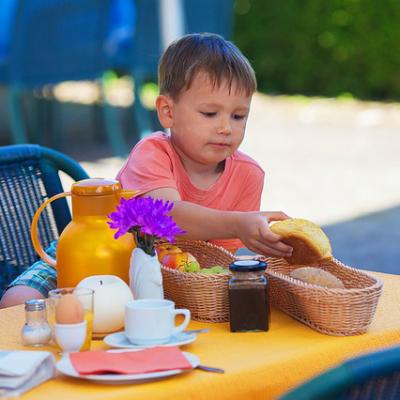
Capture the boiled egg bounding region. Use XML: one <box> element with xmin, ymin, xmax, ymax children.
<box><xmin>55</xmin><ymin>293</ymin><xmax>84</xmax><ymax>324</ymax></box>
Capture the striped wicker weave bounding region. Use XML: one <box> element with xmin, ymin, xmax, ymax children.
<box><xmin>162</xmin><ymin>240</ymin><xmax>382</xmax><ymax>333</ymax></box>
<box><xmin>263</xmin><ymin>256</ymin><xmax>383</xmax><ymax>336</ymax></box>
<box><xmin>161</xmin><ymin>239</ymin><xmax>235</xmax><ymax>322</ymax></box>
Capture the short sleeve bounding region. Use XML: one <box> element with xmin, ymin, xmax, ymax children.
<box><xmin>117</xmin><ymin>136</ymin><xmax>178</xmax><ymax>194</ymax></box>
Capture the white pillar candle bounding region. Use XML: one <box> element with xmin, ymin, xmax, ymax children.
<box><xmin>77</xmin><ymin>275</ymin><xmax>133</xmax><ymax>333</ymax></box>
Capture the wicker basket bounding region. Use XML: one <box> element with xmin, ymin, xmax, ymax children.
<box><xmin>160</xmin><ymin>239</ymin><xmax>235</xmax><ymax>322</ymax></box>
<box><xmin>262</xmin><ymin>256</ymin><xmax>383</xmax><ymax>336</ymax></box>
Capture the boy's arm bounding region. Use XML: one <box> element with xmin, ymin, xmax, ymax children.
<box><xmin>142</xmin><ymin>188</ymin><xmax>292</xmax><ymax>258</ymax></box>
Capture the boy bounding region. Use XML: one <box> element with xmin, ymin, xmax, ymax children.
<box><xmin>118</xmin><ymin>33</ymin><xmax>292</xmax><ymax>256</ymax></box>
<box><xmin>0</xmin><ymin>33</ymin><xmax>291</xmax><ymax>308</ymax></box>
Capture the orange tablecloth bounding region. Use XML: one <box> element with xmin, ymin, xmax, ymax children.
<box><xmin>1</xmin><ymin>271</ymin><xmax>400</xmax><ymax>400</ymax></box>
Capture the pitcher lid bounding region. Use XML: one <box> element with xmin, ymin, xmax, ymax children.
<box><xmin>71</xmin><ymin>178</ymin><xmax>122</xmax><ymax>196</ymax></box>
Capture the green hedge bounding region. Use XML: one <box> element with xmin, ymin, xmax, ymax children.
<box><xmin>233</xmin><ymin>0</ymin><xmax>400</xmax><ymax>100</ymax></box>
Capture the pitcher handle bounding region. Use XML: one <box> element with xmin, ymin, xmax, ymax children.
<box><xmin>30</xmin><ymin>192</ymin><xmax>71</xmax><ymax>267</ymax></box>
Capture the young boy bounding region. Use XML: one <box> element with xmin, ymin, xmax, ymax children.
<box><xmin>0</xmin><ymin>33</ymin><xmax>292</xmax><ymax>308</ymax></box>
<box><xmin>118</xmin><ymin>33</ymin><xmax>292</xmax><ymax>256</ymax></box>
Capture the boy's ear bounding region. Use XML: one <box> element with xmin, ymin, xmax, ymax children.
<box><xmin>156</xmin><ymin>95</ymin><xmax>174</xmax><ymax>129</ymax></box>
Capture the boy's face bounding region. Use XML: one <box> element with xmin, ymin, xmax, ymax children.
<box><xmin>157</xmin><ymin>71</ymin><xmax>252</xmax><ymax>170</ymax></box>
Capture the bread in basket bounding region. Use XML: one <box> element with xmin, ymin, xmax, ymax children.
<box><xmin>270</xmin><ymin>218</ymin><xmax>332</xmax><ymax>265</ymax></box>
<box><xmin>160</xmin><ymin>222</ymin><xmax>382</xmax><ymax>334</ymax></box>
<box><xmin>267</xmin><ymin>218</ymin><xmax>382</xmax><ymax>335</ymax></box>
<box><xmin>263</xmin><ymin>256</ymin><xmax>383</xmax><ymax>336</ymax></box>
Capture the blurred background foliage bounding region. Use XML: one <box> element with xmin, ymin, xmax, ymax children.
<box><xmin>233</xmin><ymin>0</ymin><xmax>400</xmax><ymax>101</ymax></box>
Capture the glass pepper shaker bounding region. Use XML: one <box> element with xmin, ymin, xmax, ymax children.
<box><xmin>21</xmin><ymin>299</ymin><xmax>52</xmax><ymax>346</ymax></box>
<box><xmin>228</xmin><ymin>260</ymin><xmax>269</xmax><ymax>332</ymax></box>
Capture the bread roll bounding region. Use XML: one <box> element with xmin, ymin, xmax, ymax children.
<box><xmin>270</xmin><ymin>218</ymin><xmax>332</xmax><ymax>265</ymax></box>
<box><xmin>290</xmin><ymin>267</ymin><xmax>345</xmax><ymax>289</ymax></box>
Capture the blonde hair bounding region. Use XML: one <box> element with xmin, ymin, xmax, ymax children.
<box><xmin>158</xmin><ymin>33</ymin><xmax>257</xmax><ymax>100</ymax></box>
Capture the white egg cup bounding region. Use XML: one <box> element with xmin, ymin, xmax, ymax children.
<box><xmin>54</xmin><ymin>320</ymin><xmax>87</xmax><ymax>353</ymax></box>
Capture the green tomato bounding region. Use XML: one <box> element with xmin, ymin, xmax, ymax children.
<box><xmin>184</xmin><ymin>261</ymin><xmax>201</xmax><ymax>273</ymax></box>
<box><xmin>199</xmin><ymin>265</ymin><xmax>229</xmax><ymax>274</ymax></box>
<box><xmin>199</xmin><ymin>268</ymin><xmax>214</xmax><ymax>274</ymax></box>
<box><xmin>210</xmin><ymin>265</ymin><xmax>226</xmax><ymax>274</ymax></box>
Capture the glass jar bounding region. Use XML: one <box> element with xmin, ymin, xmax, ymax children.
<box><xmin>21</xmin><ymin>299</ymin><xmax>52</xmax><ymax>346</ymax></box>
<box><xmin>228</xmin><ymin>260</ymin><xmax>269</xmax><ymax>332</ymax></box>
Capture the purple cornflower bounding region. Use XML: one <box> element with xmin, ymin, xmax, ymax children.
<box><xmin>108</xmin><ymin>197</ymin><xmax>185</xmax><ymax>255</ymax></box>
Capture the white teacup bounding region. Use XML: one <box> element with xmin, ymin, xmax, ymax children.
<box><xmin>125</xmin><ymin>299</ymin><xmax>191</xmax><ymax>345</ymax></box>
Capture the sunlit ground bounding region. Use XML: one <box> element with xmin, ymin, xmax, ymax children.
<box><xmin>52</xmin><ymin>75</ymin><xmax>156</xmax><ymax>109</ymax></box>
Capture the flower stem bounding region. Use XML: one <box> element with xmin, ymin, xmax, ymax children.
<box><xmin>131</xmin><ymin>228</ymin><xmax>156</xmax><ymax>256</ymax></box>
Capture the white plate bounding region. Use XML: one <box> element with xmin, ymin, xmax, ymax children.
<box><xmin>56</xmin><ymin>351</ymin><xmax>199</xmax><ymax>384</ymax></box>
<box><xmin>103</xmin><ymin>331</ymin><xmax>197</xmax><ymax>349</ymax></box>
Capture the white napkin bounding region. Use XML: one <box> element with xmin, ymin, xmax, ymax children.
<box><xmin>0</xmin><ymin>351</ymin><xmax>55</xmax><ymax>398</ymax></box>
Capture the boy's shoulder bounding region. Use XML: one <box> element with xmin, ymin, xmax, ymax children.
<box><xmin>135</xmin><ymin>131</ymin><xmax>170</xmax><ymax>149</ymax></box>
<box><xmin>231</xmin><ymin>150</ymin><xmax>264</xmax><ymax>174</ymax></box>
<box><xmin>129</xmin><ymin>131</ymin><xmax>175</xmax><ymax>162</ymax></box>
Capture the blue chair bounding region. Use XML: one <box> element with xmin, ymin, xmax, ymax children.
<box><xmin>0</xmin><ymin>0</ymin><xmax>18</xmax><ymax>68</ymax></box>
<box><xmin>2</xmin><ymin>0</ymin><xmax>135</xmax><ymax>156</ymax></box>
<box><xmin>131</xmin><ymin>0</ymin><xmax>234</xmax><ymax>81</ymax></box>
<box><xmin>0</xmin><ymin>144</ymin><xmax>89</xmax><ymax>296</ymax></box>
<box><xmin>279</xmin><ymin>345</ymin><xmax>400</xmax><ymax>400</ymax></box>
<box><xmin>8</xmin><ymin>0</ymin><xmax>112</xmax><ymax>86</ymax></box>
<box><xmin>130</xmin><ymin>0</ymin><xmax>234</xmax><ymax>139</ymax></box>
<box><xmin>183</xmin><ymin>0</ymin><xmax>233</xmax><ymax>39</ymax></box>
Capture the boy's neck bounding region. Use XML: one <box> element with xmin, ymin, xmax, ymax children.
<box><xmin>186</xmin><ymin>162</ymin><xmax>225</xmax><ymax>190</ymax></box>
<box><xmin>173</xmin><ymin>144</ymin><xmax>226</xmax><ymax>190</ymax></box>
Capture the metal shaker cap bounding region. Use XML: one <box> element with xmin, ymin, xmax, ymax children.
<box><xmin>25</xmin><ymin>299</ymin><xmax>46</xmax><ymax>311</ymax></box>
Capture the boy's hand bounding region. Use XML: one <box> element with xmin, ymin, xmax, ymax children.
<box><xmin>236</xmin><ymin>211</ymin><xmax>293</xmax><ymax>258</ymax></box>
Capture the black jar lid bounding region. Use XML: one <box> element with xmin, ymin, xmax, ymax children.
<box><xmin>229</xmin><ymin>259</ymin><xmax>267</xmax><ymax>272</ymax></box>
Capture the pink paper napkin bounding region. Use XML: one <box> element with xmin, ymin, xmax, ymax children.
<box><xmin>69</xmin><ymin>346</ymin><xmax>193</xmax><ymax>375</ymax></box>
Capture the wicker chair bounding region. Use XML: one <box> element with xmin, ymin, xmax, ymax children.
<box><xmin>279</xmin><ymin>345</ymin><xmax>400</xmax><ymax>400</ymax></box>
<box><xmin>0</xmin><ymin>144</ymin><xmax>89</xmax><ymax>295</ymax></box>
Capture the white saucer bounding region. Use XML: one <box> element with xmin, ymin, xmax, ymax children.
<box><xmin>104</xmin><ymin>331</ymin><xmax>197</xmax><ymax>349</ymax></box>
<box><xmin>56</xmin><ymin>351</ymin><xmax>199</xmax><ymax>384</ymax></box>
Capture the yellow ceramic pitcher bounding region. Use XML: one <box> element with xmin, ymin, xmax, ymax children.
<box><xmin>31</xmin><ymin>178</ymin><xmax>138</xmax><ymax>287</ymax></box>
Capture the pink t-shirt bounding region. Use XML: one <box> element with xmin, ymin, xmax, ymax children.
<box><xmin>117</xmin><ymin>132</ymin><xmax>265</xmax><ymax>250</ymax></box>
